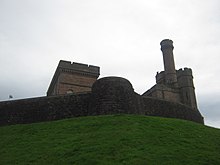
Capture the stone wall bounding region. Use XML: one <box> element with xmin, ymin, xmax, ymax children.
<box><xmin>142</xmin><ymin>96</ymin><xmax>203</xmax><ymax>123</ymax></box>
<box><xmin>143</xmin><ymin>84</ymin><xmax>181</xmax><ymax>102</ymax></box>
<box><xmin>0</xmin><ymin>93</ymin><xmax>91</xmax><ymax>126</ymax></box>
<box><xmin>58</xmin><ymin>73</ymin><xmax>97</xmax><ymax>94</ymax></box>
<box><xmin>47</xmin><ymin>60</ymin><xmax>100</xmax><ymax>96</ymax></box>
<box><xmin>0</xmin><ymin>77</ymin><xmax>204</xmax><ymax>126</ymax></box>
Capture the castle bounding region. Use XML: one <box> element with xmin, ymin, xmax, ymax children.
<box><xmin>47</xmin><ymin>39</ymin><xmax>198</xmax><ymax>111</ymax></box>
<box><xmin>143</xmin><ymin>39</ymin><xmax>198</xmax><ymax>110</ymax></box>
<box><xmin>0</xmin><ymin>39</ymin><xmax>204</xmax><ymax>126</ymax></box>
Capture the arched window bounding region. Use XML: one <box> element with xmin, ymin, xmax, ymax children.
<box><xmin>66</xmin><ymin>89</ymin><xmax>73</xmax><ymax>94</ymax></box>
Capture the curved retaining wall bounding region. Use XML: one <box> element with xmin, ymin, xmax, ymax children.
<box><xmin>0</xmin><ymin>77</ymin><xmax>204</xmax><ymax>126</ymax></box>
<box><xmin>142</xmin><ymin>96</ymin><xmax>204</xmax><ymax>123</ymax></box>
<box><xmin>89</xmin><ymin>77</ymin><xmax>143</xmax><ymax>115</ymax></box>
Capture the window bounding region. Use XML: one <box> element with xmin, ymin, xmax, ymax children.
<box><xmin>66</xmin><ymin>89</ymin><xmax>73</xmax><ymax>94</ymax></box>
<box><xmin>186</xmin><ymin>92</ymin><xmax>189</xmax><ymax>101</ymax></box>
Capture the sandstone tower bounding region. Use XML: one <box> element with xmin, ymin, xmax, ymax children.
<box><xmin>143</xmin><ymin>39</ymin><xmax>198</xmax><ymax>110</ymax></box>
<box><xmin>47</xmin><ymin>60</ymin><xmax>100</xmax><ymax>96</ymax></box>
<box><xmin>160</xmin><ymin>39</ymin><xmax>178</xmax><ymax>87</ymax></box>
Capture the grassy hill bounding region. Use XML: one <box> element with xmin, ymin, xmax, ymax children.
<box><xmin>0</xmin><ymin>115</ymin><xmax>220</xmax><ymax>165</ymax></box>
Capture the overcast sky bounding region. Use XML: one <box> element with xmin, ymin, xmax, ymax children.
<box><xmin>0</xmin><ymin>0</ymin><xmax>219</xmax><ymax>128</ymax></box>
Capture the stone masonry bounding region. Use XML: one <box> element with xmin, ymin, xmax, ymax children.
<box><xmin>0</xmin><ymin>39</ymin><xmax>204</xmax><ymax>126</ymax></box>
<box><xmin>0</xmin><ymin>77</ymin><xmax>204</xmax><ymax>126</ymax></box>
<box><xmin>47</xmin><ymin>60</ymin><xmax>100</xmax><ymax>96</ymax></box>
<box><xmin>143</xmin><ymin>39</ymin><xmax>198</xmax><ymax>110</ymax></box>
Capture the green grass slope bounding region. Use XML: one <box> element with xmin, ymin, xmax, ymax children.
<box><xmin>0</xmin><ymin>115</ymin><xmax>220</xmax><ymax>165</ymax></box>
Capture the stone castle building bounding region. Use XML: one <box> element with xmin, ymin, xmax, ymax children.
<box><xmin>143</xmin><ymin>39</ymin><xmax>198</xmax><ymax>110</ymax></box>
<box><xmin>0</xmin><ymin>39</ymin><xmax>204</xmax><ymax>126</ymax></box>
<box><xmin>47</xmin><ymin>39</ymin><xmax>198</xmax><ymax>110</ymax></box>
<box><xmin>47</xmin><ymin>60</ymin><xmax>100</xmax><ymax>96</ymax></box>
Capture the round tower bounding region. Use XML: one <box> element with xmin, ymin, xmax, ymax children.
<box><xmin>89</xmin><ymin>77</ymin><xmax>141</xmax><ymax>114</ymax></box>
<box><xmin>160</xmin><ymin>39</ymin><xmax>178</xmax><ymax>87</ymax></box>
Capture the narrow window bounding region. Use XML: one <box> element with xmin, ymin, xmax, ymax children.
<box><xmin>186</xmin><ymin>92</ymin><xmax>189</xmax><ymax>101</ymax></box>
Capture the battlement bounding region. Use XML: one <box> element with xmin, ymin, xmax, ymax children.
<box><xmin>156</xmin><ymin>71</ymin><xmax>165</xmax><ymax>84</ymax></box>
<box><xmin>177</xmin><ymin>68</ymin><xmax>193</xmax><ymax>77</ymax></box>
<box><xmin>157</xmin><ymin>68</ymin><xmax>193</xmax><ymax>82</ymax></box>
<box><xmin>47</xmin><ymin>60</ymin><xmax>100</xmax><ymax>96</ymax></box>
<box><xmin>58</xmin><ymin>60</ymin><xmax>100</xmax><ymax>76</ymax></box>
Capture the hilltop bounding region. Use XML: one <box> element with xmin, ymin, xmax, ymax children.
<box><xmin>0</xmin><ymin>115</ymin><xmax>219</xmax><ymax>164</ymax></box>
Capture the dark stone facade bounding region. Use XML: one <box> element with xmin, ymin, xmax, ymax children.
<box><xmin>89</xmin><ymin>77</ymin><xmax>142</xmax><ymax>115</ymax></box>
<box><xmin>0</xmin><ymin>77</ymin><xmax>203</xmax><ymax>126</ymax></box>
<box><xmin>0</xmin><ymin>93</ymin><xmax>91</xmax><ymax>126</ymax></box>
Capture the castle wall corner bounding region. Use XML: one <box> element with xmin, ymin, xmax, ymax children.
<box><xmin>47</xmin><ymin>60</ymin><xmax>100</xmax><ymax>96</ymax></box>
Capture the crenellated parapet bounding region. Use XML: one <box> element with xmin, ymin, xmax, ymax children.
<box><xmin>58</xmin><ymin>60</ymin><xmax>100</xmax><ymax>77</ymax></box>
<box><xmin>177</xmin><ymin>68</ymin><xmax>193</xmax><ymax>77</ymax></box>
<box><xmin>177</xmin><ymin>68</ymin><xmax>194</xmax><ymax>88</ymax></box>
<box><xmin>156</xmin><ymin>71</ymin><xmax>165</xmax><ymax>84</ymax></box>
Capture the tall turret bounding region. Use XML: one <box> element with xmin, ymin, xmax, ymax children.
<box><xmin>144</xmin><ymin>39</ymin><xmax>199</xmax><ymax>111</ymax></box>
<box><xmin>160</xmin><ymin>39</ymin><xmax>178</xmax><ymax>87</ymax></box>
<box><xmin>177</xmin><ymin>68</ymin><xmax>198</xmax><ymax>110</ymax></box>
